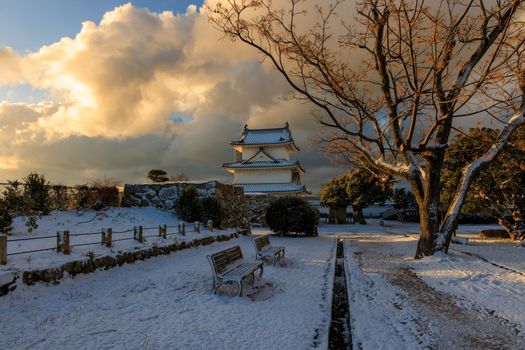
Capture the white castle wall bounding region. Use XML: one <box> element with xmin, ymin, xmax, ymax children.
<box><xmin>233</xmin><ymin>169</ymin><xmax>292</xmax><ymax>184</ymax></box>
<box><xmin>241</xmin><ymin>146</ymin><xmax>290</xmax><ymax>160</ymax></box>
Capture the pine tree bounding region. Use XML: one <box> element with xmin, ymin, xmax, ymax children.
<box><xmin>443</xmin><ymin>127</ymin><xmax>525</xmax><ymax>240</ymax></box>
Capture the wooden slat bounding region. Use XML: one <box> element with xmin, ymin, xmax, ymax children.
<box><xmin>226</xmin><ymin>246</ymin><xmax>243</xmax><ymax>261</ymax></box>
<box><xmin>255</xmin><ymin>236</ymin><xmax>270</xmax><ymax>251</ymax></box>
<box><xmin>210</xmin><ymin>246</ymin><xmax>244</xmax><ymax>274</ymax></box>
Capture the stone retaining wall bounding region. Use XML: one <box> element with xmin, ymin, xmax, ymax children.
<box><xmin>121</xmin><ymin>181</ymin><xmax>249</xmax><ymax>229</ymax></box>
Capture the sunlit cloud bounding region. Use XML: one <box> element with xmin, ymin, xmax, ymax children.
<box><xmin>0</xmin><ymin>2</ymin><xmax>345</xmax><ymax>190</ymax></box>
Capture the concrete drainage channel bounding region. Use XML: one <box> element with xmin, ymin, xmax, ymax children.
<box><xmin>329</xmin><ymin>237</ymin><xmax>352</xmax><ymax>349</ymax></box>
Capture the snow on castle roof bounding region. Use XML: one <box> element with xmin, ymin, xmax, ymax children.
<box><xmin>230</xmin><ymin>123</ymin><xmax>300</xmax><ymax>150</ymax></box>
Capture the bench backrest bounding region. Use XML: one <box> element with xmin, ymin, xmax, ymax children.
<box><xmin>208</xmin><ymin>245</ymin><xmax>243</xmax><ymax>275</ymax></box>
<box><xmin>254</xmin><ymin>235</ymin><xmax>270</xmax><ymax>252</ymax></box>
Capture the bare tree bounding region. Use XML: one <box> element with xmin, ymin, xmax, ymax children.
<box><xmin>209</xmin><ymin>0</ymin><xmax>525</xmax><ymax>257</ymax></box>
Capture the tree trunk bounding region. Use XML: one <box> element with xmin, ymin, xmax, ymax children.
<box><xmin>497</xmin><ymin>218</ymin><xmax>517</xmax><ymax>240</ymax></box>
<box><xmin>353</xmin><ymin>206</ymin><xmax>367</xmax><ymax>224</ymax></box>
<box><xmin>329</xmin><ymin>207</ymin><xmax>347</xmax><ymax>224</ymax></box>
<box><xmin>512</xmin><ymin>208</ymin><xmax>525</xmax><ymax>241</ymax></box>
<box><xmin>415</xmin><ymin>200</ymin><xmax>441</xmax><ymax>258</ymax></box>
<box><xmin>414</xmin><ymin>157</ymin><xmax>443</xmax><ymax>259</ymax></box>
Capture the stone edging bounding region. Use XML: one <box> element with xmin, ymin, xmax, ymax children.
<box><xmin>1</xmin><ymin>229</ymin><xmax>249</xmax><ymax>296</ymax></box>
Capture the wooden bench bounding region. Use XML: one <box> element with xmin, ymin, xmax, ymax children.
<box><xmin>252</xmin><ymin>235</ymin><xmax>285</xmax><ymax>265</ymax></box>
<box><xmin>206</xmin><ymin>245</ymin><xmax>263</xmax><ymax>296</ymax></box>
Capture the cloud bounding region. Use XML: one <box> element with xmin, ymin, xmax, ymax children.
<box><xmin>186</xmin><ymin>4</ymin><xmax>198</xmax><ymax>15</ymax></box>
<box><xmin>0</xmin><ymin>47</ymin><xmax>23</xmax><ymax>85</ymax></box>
<box><xmin>0</xmin><ymin>2</ymin><xmax>344</xmax><ymax>192</ymax></box>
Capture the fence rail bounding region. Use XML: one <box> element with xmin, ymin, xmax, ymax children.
<box><xmin>1</xmin><ymin>220</ymin><xmax>212</xmax><ymax>264</ymax></box>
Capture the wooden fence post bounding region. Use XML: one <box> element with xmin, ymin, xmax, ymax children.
<box><xmin>195</xmin><ymin>222</ymin><xmax>200</xmax><ymax>233</ymax></box>
<box><xmin>63</xmin><ymin>230</ymin><xmax>71</xmax><ymax>255</ymax></box>
<box><xmin>163</xmin><ymin>224</ymin><xmax>167</xmax><ymax>239</ymax></box>
<box><xmin>133</xmin><ymin>226</ymin><xmax>137</xmax><ymax>241</ymax></box>
<box><xmin>106</xmin><ymin>228</ymin><xmax>112</xmax><ymax>247</ymax></box>
<box><xmin>207</xmin><ymin>220</ymin><xmax>213</xmax><ymax>231</ymax></box>
<box><xmin>177</xmin><ymin>223</ymin><xmax>181</xmax><ymax>234</ymax></box>
<box><xmin>101</xmin><ymin>229</ymin><xmax>106</xmax><ymax>245</ymax></box>
<box><xmin>0</xmin><ymin>234</ymin><xmax>7</xmax><ymax>265</ymax></box>
<box><xmin>158</xmin><ymin>225</ymin><xmax>162</xmax><ymax>237</ymax></box>
<box><xmin>139</xmin><ymin>225</ymin><xmax>144</xmax><ymax>243</ymax></box>
<box><xmin>181</xmin><ymin>223</ymin><xmax>185</xmax><ymax>236</ymax></box>
<box><xmin>56</xmin><ymin>231</ymin><xmax>62</xmax><ymax>253</ymax></box>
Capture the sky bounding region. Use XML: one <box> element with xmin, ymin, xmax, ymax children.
<box><xmin>0</xmin><ymin>1</ymin><xmax>204</xmax><ymax>52</ymax></box>
<box><xmin>0</xmin><ymin>1</ymin><xmax>346</xmax><ymax>193</ymax></box>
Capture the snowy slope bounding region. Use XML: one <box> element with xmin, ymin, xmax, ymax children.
<box><xmin>2</xmin><ymin>207</ymin><xmax>236</xmax><ymax>272</ymax></box>
<box><xmin>0</xmin><ymin>235</ymin><xmax>335</xmax><ymax>350</ymax></box>
<box><xmin>410</xmin><ymin>248</ymin><xmax>525</xmax><ymax>337</ymax></box>
<box><xmin>326</xmin><ymin>223</ymin><xmax>525</xmax><ymax>349</ymax></box>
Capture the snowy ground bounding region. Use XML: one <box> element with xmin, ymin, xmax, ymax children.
<box><xmin>2</xmin><ymin>210</ymin><xmax>525</xmax><ymax>350</ymax></box>
<box><xmin>2</xmin><ymin>207</ymin><xmax>237</xmax><ymax>273</ymax></box>
<box><xmin>332</xmin><ymin>220</ymin><xmax>525</xmax><ymax>350</ymax></box>
<box><xmin>0</xmin><ymin>231</ymin><xmax>336</xmax><ymax>349</ymax></box>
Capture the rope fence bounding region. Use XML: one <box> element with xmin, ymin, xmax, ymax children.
<box><xmin>5</xmin><ymin>247</ymin><xmax>57</xmax><ymax>256</ymax></box>
<box><xmin>1</xmin><ymin>220</ymin><xmax>213</xmax><ymax>264</ymax></box>
<box><xmin>7</xmin><ymin>235</ymin><xmax>57</xmax><ymax>242</ymax></box>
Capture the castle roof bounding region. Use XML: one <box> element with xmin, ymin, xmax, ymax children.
<box><xmin>223</xmin><ymin>160</ymin><xmax>305</xmax><ymax>172</ymax></box>
<box><xmin>223</xmin><ymin>147</ymin><xmax>305</xmax><ymax>173</ymax></box>
<box><xmin>230</xmin><ymin>123</ymin><xmax>300</xmax><ymax>151</ymax></box>
<box><xmin>235</xmin><ymin>183</ymin><xmax>309</xmax><ymax>194</ymax></box>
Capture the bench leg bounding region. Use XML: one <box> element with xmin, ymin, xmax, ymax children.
<box><xmin>275</xmin><ymin>249</ymin><xmax>284</xmax><ymax>263</ymax></box>
<box><xmin>258</xmin><ymin>264</ymin><xmax>264</xmax><ymax>278</ymax></box>
<box><xmin>236</xmin><ymin>281</ymin><xmax>243</xmax><ymax>297</ymax></box>
<box><xmin>244</xmin><ymin>273</ymin><xmax>255</xmax><ymax>286</ymax></box>
<box><xmin>211</xmin><ymin>281</ymin><xmax>220</xmax><ymax>295</ymax></box>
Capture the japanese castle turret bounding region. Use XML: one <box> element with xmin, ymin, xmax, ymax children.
<box><xmin>223</xmin><ymin>123</ymin><xmax>309</xmax><ymax>195</ymax></box>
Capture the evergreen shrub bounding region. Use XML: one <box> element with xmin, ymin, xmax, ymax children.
<box><xmin>174</xmin><ymin>186</ymin><xmax>201</xmax><ymax>222</ymax></box>
<box><xmin>174</xmin><ymin>186</ymin><xmax>223</xmax><ymax>227</ymax></box>
<box><xmin>265</xmin><ymin>196</ymin><xmax>319</xmax><ymax>236</ymax></box>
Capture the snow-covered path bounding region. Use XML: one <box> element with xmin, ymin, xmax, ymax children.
<box><xmin>339</xmin><ymin>228</ymin><xmax>525</xmax><ymax>350</ymax></box>
<box><xmin>0</xmin><ymin>235</ymin><xmax>335</xmax><ymax>350</ymax></box>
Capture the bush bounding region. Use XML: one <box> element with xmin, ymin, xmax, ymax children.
<box><xmin>25</xmin><ymin>216</ymin><xmax>38</xmax><ymax>233</ymax></box>
<box><xmin>72</xmin><ymin>185</ymin><xmax>118</xmax><ymax>210</ymax></box>
<box><xmin>2</xmin><ymin>181</ymin><xmax>26</xmax><ymax>214</ymax></box>
<box><xmin>457</xmin><ymin>213</ymin><xmax>498</xmax><ymax>224</ymax></box>
<box><xmin>479</xmin><ymin>229</ymin><xmax>510</xmax><ymax>239</ymax></box>
<box><xmin>23</xmin><ymin>173</ymin><xmax>51</xmax><ymax>215</ymax></box>
<box><xmin>74</xmin><ymin>185</ymin><xmax>91</xmax><ymax>209</ymax></box>
<box><xmin>91</xmin><ymin>186</ymin><xmax>119</xmax><ymax>209</ymax></box>
<box><xmin>393</xmin><ymin>189</ymin><xmax>417</xmax><ymax>210</ymax></box>
<box><xmin>174</xmin><ymin>186</ymin><xmax>201</xmax><ymax>222</ymax></box>
<box><xmin>50</xmin><ymin>185</ymin><xmax>71</xmax><ymax>211</ymax></box>
<box><xmin>174</xmin><ymin>186</ymin><xmax>223</xmax><ymax>226</ymax></box>
<box><xmin>0</xmin><ymin>199</ymin><xmax>13</xmax><ymax>234</ymax></box>
<box><xmin>265</xmin><ymin>196</ymin><xmax>319</xmax><ymax>236</ymax></box>
<box><xmin>199</xmin><ymin>196</ymin><xmax>221</xmax><ymax>227</ymax></box>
